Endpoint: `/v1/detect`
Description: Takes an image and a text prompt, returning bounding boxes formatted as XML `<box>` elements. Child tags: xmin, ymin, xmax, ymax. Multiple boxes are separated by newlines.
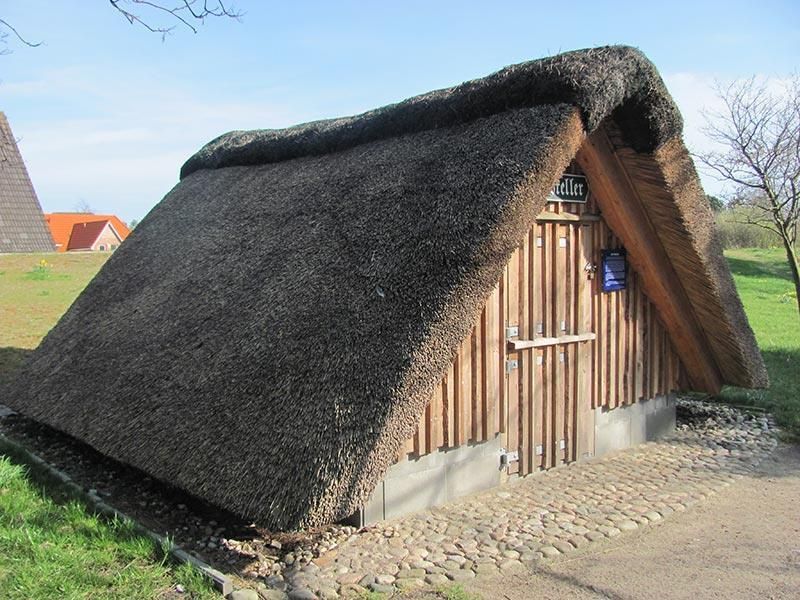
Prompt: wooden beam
<box><xmin>508</xmin><ymin>332</ymin><xmax>596</xmax><ymax>351</ymax></box>
<box><xmin>535</xmin><ymin>212</ymin><xmax>601</xmax><ymax>223</ymax></box>
<box><xmin>575</xmin><ymin>128</ymin><xmax>722</xmax><ymax>393</ymax></box>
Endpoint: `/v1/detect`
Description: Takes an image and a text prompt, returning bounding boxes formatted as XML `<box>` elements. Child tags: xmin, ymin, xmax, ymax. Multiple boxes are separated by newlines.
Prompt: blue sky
<box><xmin>2</xmin><ymin>1</ymin><xmax>799</xmax><ymax>223</ymax></box>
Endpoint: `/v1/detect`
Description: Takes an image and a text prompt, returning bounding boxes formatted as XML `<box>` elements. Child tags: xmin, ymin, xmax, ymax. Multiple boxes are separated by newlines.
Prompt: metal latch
<box><xmin>505</xmin><ymin>359</ymin><xmax>519</xmax><ymax>373</ymax></box>
<box><xmin>505</xmin><ymin>325</ymin><xmax>519</xmax><ymax>339</ymax></box>
<box><xmin>499</xmin><ymin>448</ymin><xmax>519</xmax><ymax>467</ymax></box>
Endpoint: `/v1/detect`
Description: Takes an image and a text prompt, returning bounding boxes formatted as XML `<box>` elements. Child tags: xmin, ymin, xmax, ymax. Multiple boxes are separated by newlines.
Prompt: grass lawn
<box><xmin>0</xmin><ymin>253</ymin><xmax>111</xmax><ymax>388</ymax></box>
<box><xmin>720</xmin><ymin>247</ymin><xmax>800</xmax><ymax>438</ymax></box>
<box><xmin>0</xmin><ymin>456</ymin><xmax>216</xmax><ymax>599</ymax></box>
<box><xmin>0</xmin><ymin>252</ymin><xmax>216</xmax><ymax>599</ymax></box>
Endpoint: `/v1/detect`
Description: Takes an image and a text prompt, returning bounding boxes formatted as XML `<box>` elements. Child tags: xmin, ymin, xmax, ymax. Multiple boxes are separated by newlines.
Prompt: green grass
<box><xmin>0</xmin><ymin>253</ymin><xmax>109</xmax><ymax>350</ymax></box>
<box><xmin>0</xmin><ymin>456</ymin><xmax>215</xmax><ymax>599</ymax></box>
<box><xmin>0</xmin><ymin>253</ymin><xmax>109</xmax><ymax>387</ymax></box>
<box><xmin>719</xmin><ymin>248</ymin><xmax>800</xmax><ymax>438</ymax></box>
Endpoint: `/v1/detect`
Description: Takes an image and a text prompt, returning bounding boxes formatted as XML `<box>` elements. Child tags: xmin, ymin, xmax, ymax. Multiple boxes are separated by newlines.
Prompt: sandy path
<box><xmin>464</xmin><ymin>444</ymin><xmax>800</xmax><ymax>600</ymax></box>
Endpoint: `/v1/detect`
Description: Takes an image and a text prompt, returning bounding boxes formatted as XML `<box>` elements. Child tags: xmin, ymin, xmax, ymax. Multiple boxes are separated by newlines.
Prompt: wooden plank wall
<box><xmin>402</xmin><ymin>285</ymin><xmax>504</xmax><ymax>458</ymax></box>
<box><xmin>401</xmin><ymin>162</ymin><xmax>684</xmax><ymax>464</ymax></box>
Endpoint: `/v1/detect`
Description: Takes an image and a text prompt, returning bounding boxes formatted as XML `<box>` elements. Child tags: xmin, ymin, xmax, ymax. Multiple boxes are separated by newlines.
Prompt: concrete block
<box><xmin>594</xmin><ymin>412</ymin><xmax>630</xmax><ymax>457</ymax></box>
<box><xmin>445</xmin><ymin>453</ymin><xmax>501</xmax><ymax>500</ymax></box>
<box><xmin>383</xmin><ymin>467</ymin><xmax>446</xmax><ymax>521</ymax></box>
<box><xmin>362</xmin><ymin>482</ymin><xmax>385</xmax><ymax>524</ymax></box>
<box><xmin>646</xmin><ymin>395</ymin><xmax>676</xmax><ymax>440</ymax></box>
<box><xmin>630</xmin><ymin>401</ymin><xmax>647</xmax><ymax>446</ymax></box>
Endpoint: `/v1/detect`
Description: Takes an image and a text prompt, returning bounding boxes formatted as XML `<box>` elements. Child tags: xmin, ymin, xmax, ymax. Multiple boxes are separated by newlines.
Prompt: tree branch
<box><xmin>108</xmin><ymin>0</ymin><xmax>242</xmax><ymax>37</ymax></box>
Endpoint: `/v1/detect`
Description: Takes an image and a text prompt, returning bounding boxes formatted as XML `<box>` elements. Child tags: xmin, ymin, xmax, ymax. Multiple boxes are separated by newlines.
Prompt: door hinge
<box><xmin>505</xmin><ymin>359</ymin><xmax>519</xmax><ymax>373</ymax></box>
<box><xmin>499</xmin><ymin>448</ymin><xmax>519</xmax><ymax>467</ymax></box>
<box><xmin>505</xmin><ymin>325</ymin><xmax>519</xmax><ymax>339</ymax></box>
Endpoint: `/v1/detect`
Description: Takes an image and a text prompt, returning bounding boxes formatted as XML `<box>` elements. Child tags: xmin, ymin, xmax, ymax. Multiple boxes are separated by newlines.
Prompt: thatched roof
<box><xmin>0</xmin><ymin>112</ymin><xmax>55</xmax><ymax>253</ymax></box>
<box><xmin>4</xmin><ymin>46</ymin><xmax>766</xmax><ymax>529</ymax></box>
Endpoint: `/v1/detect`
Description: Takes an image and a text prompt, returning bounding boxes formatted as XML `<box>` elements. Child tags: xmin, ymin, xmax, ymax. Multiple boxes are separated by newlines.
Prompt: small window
<box><xmin>98</xmin><ymin>244</ymin><xmax>106</xmax><ymax>251</ymax></box>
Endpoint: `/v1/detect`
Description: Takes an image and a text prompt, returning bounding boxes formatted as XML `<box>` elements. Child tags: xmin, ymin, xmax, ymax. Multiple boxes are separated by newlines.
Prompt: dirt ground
<box><xmin>459</xmin><ymin>443</ymin><xmax>800</xmax><ymax>600</ymax></box>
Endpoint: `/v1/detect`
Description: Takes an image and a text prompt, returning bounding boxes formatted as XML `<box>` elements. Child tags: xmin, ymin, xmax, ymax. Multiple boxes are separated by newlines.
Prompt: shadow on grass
<box><xmin>726</xmin><ymin>254</ymin><xmax>793</xmax><ymax>281</ymax></box>
<box><xmin>0</xmin><ymin>347</ymin><xmax>32</xmax><ymax>388</ymax></box>
<box><xmin>715</xmin><ymin>348</ymin><xmax>800</xmax><ymax>440</ymax></box>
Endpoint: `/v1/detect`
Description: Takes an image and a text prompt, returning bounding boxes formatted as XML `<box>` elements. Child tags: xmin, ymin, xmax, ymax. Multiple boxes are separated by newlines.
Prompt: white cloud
<box><xmin>7</xmin><ymin>67</ymin><xmax>310</xmax><ymax>222</ymax></box>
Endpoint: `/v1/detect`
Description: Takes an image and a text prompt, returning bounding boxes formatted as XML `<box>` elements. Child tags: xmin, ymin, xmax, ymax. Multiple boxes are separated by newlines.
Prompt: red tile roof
<box><xmin>66</xmin><ymin>220</ymin><xmax>109</xmax><ymax>251</ymax></box>
<box><xmin>45</xmin><ymin>213</ymin><xmax>131</xmax><ymax>252</ymax></box>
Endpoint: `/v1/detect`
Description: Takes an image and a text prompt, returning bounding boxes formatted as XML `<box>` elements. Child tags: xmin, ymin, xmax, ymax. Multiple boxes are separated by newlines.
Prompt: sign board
<box><xmin>602</xmin><ymin>249</ymin><xmax>627</xmax><ymax>292</ymax></box>
<box><xmin>547</xmin><ymin>174</ymin><xmax>589</xmax><ymax>203</ymax></box>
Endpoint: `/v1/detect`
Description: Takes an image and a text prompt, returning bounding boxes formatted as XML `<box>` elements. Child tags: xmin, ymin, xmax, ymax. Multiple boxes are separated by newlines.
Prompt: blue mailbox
<box><xmin>602</xmin><ymin>249</ymin><xmax>627</xmax><ymax>292</ymax></box>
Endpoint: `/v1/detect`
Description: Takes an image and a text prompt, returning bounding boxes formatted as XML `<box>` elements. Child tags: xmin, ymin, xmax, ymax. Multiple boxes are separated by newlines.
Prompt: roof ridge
<box><xmin>180</xmin><ymin>45</ymin><xmax>683</xmax><ymax>179</ymax></box>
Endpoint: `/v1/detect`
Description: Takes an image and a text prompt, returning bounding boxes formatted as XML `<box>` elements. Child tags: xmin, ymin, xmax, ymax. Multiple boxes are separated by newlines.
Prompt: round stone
<box><xmin>539</xmin><ymin>545</ymin><xmax>561</xmax><ymax>558</ymax></box>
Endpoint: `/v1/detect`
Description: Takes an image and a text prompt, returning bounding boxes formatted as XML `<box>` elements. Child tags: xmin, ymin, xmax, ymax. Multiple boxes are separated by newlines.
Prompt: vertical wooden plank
<box><xmin>535</xmin><ymin>223</ymin><xmax>547</xmax><ymax>468</ymax></box>
<box><xmin>527</xmin><ymin>228</ymin><xmax>537</xmax><ymax>474</ymax></box>
<box><xmin>597</xmin><ymin>221</ymin><xmax>610</xmax><ymax>406</ymax></box>
<box><xmin>460</xmin><ymin>329</ymin><xmax>473</xmax><ymax>444</ymax></box>
<box><xmin>533</xmin><ymin>224</ymin><xmax>544</xmax><ymax>340</ymax></box>
<box><xmin>591</xmin><ymin>219</ymin><xmax>600</xmax><ymax>409</ymax></box>
<box><xmin>541</xmin><ymin>224</ymin><xmax>552</xmax><ymax>468</ymax></box>
<box><xmin>649</xmin><ymin>306</ymin><xmax>659</xmax><ymax>399</ymax></box>
<box><xmin>453</xmin><ymin>351</ymin><xmax>463</xmax><ymax>447</ymax></box>
<box><xmin>424</xmin><ymin>399</ymin><xmax>433</xmax><ymax>455</ymax></box>
<box><xmin>554</xmin><ymin>224</ymin><xmax>566</xmax><ymax>466</ymax></box>
<box><xmin>472</xmin><ymin>319</ymin><xmax>482</xmax><ymax>442</ymax></box>
<box><xmin>506</xmin><ymin>247</ymin><xmax>520</xmax><ymax>474</ymax></box>
<box><xmin>543</xmin><ymin>347</ymin><xmax>553</xmax><ymax>468</ymax></box>
<box><xmin>431</xmin><ymin>380</ymin><xmax>443</xmax><ymax>450</ymax></box>
<box><xmin>614</xmin><ymin>235</ymin><xmax>624</xmax><ymax>409</ymax></box>
<box><xmin>555</xmin><ymin>225</ymin><xmax>567</xmax><ymax>339</ymax></box>
<box><xmin>634</xmin><ymin>274</ymin><xmax>644</xmax><ymax>402</ymax></box>
<box><xmin>519</xmin><ymin>232</ymin><xmax>531</xmax><ymax>475</ymax></box>
<box><xmin>553</xmin><ymin>345</ymin><xmax>565</xmax><ymax>467</ymax></box>
<box><xmin>672</xmin><ymin>345</ymin><xmax>680</xmax><ymax>392</ymax></box>
<box><xmin>541</xmin><ymin>223</ymin><xmax>550</xmax><ymax>342</ymax></box>
<box><xmin>564</xmin><ymin>224</ymin><xmax>575</xmax><ymax>462</ymax></box>
<box><xmin>577</xmin><ymin>221</ymin><xmax>594</xmax><ymax>460</ymax></box>
<box><xmin>659</xmin><ymin>322</ymin><xmax>667</xmax><ymax>395</ymax></box>
<box><xmin>622</xmin><ymin>274</ymin><xmax>632</xmax><ymax>406</ymax></box>
<box><xmin>485</xmin><ymin>285</ymin><xmax>499</xmax><ymax>438</ymax></box>
<box><xmin>498</xmin><ymin>270</ymin><xmax>506</xmax><ymax>435</ymax></box>
<box><xmin>563</xmin><ymin>344</ymin><xmax>573</xmax><ymax>464</ymax></box>
<box><xmin>604</xmin><ymin>260</ymin><xmax>613</xmax><ymax>407</ymax></box>
<box><xmin>533</xmin><ymin>346</ymin><xmax>544</xmax><ymax>470</ymax></box>
<box><xmin>479</xmin><ymin>306</ymin><xmax>488</xmax><ymax>441</ymax></box>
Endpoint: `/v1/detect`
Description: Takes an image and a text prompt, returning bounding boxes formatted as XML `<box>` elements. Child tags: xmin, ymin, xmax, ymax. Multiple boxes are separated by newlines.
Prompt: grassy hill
<box><xmin>718</xmin><ymin>248</ymin><xmax>799</xmax><ymax>438</ymax></box>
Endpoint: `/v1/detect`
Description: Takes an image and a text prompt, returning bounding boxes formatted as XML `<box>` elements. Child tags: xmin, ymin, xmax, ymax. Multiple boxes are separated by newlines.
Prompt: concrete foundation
<box><xmin>359</xmin><ymin>435</ymin><xmax>504</xmax><ymax>525</ymax></box>
<box><xmin>594</xmin><ymin>393</ymin><xmax>676</xmax><ymax>457</ymax></box>
<box><xmin>356</xmin><ymin>393</ymin><xmax>676</xmax><ymax>525</ymax></box>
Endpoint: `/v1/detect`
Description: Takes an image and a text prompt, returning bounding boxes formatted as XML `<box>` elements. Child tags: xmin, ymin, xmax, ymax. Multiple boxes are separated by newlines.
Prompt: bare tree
<box><xmin>74</xmin><ymin>199</ymin><xmax>95</xmax><ymax>214</ymax></box>
<box><xmin>698</xmin><ymin>76</ymin><xmax>800</xmax><ymax>317</ymax></box>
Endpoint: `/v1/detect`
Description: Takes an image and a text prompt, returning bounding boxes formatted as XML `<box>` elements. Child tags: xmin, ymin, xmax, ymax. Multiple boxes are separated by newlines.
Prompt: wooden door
<box><xmin>504</xmin><ymin>213</ymin><xmax>597</xmax><ymax>476</ymax></box>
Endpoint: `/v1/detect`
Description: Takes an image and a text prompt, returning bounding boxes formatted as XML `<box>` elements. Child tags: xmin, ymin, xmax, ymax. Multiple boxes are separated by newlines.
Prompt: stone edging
<box><xmin>0</xmin><ymin>433</ymin><xmax>234</xmax><ymax>597</ymax></box>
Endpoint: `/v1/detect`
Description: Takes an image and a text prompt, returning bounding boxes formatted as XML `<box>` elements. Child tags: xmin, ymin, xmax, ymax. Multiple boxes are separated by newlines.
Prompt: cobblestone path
<box><xmin>247</xmin><ymin>400</ymin><xmax>778</xmax><ymax>600</ymax></box>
